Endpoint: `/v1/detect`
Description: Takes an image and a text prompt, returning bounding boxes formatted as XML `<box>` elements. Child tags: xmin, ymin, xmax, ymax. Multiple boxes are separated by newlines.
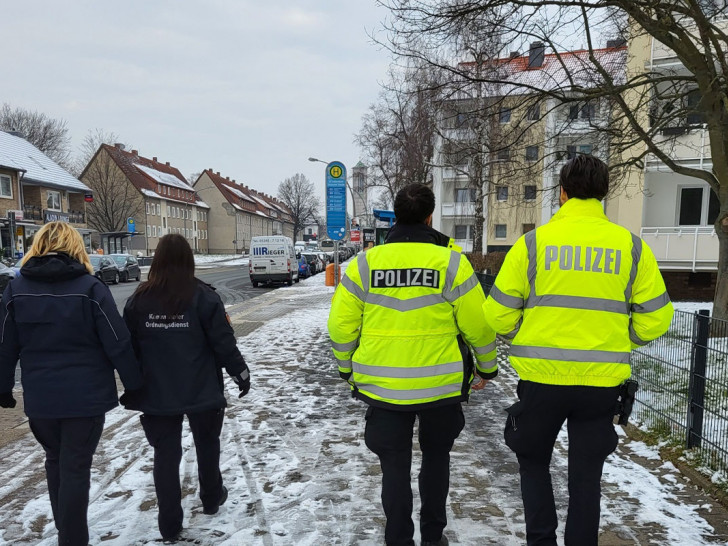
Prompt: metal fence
<box><xmin>631</xmin><ymin>309</ymin><xmax>728</xmax><ymax>474</ymax></box>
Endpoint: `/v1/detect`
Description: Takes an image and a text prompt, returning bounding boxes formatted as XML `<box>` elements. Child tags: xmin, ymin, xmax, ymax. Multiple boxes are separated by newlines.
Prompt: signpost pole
<box><xmin>334</xmin><ymin>241</ymin><xmax>339</xmax><ymax>287</ymax></box>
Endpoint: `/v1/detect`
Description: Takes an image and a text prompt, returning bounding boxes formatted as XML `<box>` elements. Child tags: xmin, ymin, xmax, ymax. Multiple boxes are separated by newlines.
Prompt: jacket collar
<box><xmin>384</xmin><ymin>222</ymin><xmax>451</xmax><ymax>247</ymax></box>
<box><xmin>551</xmin><ymin>198</ymin><xmax>607</xmax><ymax>222</ymax></box>
<box><xmin>20</xmin><ymin>253</ymin><xmax>89</xmax><ymax>282</ymax></box>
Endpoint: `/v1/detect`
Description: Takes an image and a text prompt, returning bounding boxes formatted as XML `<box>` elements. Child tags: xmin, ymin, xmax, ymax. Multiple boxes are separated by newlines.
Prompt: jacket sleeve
<box><xmin>0</xmin><ymin>283</ymin><xmax>19</xmax><ymax>394</ymax></box>
<box><xmin>122</xmin><ymin>297</ymin><xmax>142</xmax><ymax>361</ymax></box>
<box><xmin>327</xmin><ymin>255</ymin><xmax>365</xmax><ymax>379</ymax></box>
<box><xmin>483</xmin><ymin>236</ymin><xmax>529</xmax><ymax>338</ymax></box>
<box><xmin>91</xmin><ymin>281</ymin><xmax>143</xmax><ymax>390</ymax></box>
<box><xmin>629</xmin><ymin>240</ymin><xmax>674</xmax><ymax>347</ymax></box>
<box><xmin>199</xmin><ymin>287</ymin><xmax>248</xmax><ymax>377</ymax></box>
<box><xmin>447</xmin><ymin>253</ymin><xmax>497</xmax><ymax>379</ymax></box>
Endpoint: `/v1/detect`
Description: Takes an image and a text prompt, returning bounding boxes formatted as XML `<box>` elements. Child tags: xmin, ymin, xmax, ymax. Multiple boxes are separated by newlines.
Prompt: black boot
<box><xmin>422</xmin><ymin>536</ymin><xmax>449</xmax><ymax>546</ymax></box>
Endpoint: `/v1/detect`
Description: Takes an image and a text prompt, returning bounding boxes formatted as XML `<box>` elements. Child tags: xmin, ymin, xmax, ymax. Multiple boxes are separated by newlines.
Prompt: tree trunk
<box><xmin>473</xmin><ymin>183</ymin><xmax>484</xmax><ymax>254</ymax></box>
<box><xmin>713</xmin><ymin>215</ymin><xmax>728</xmax><ymax>321</ymax></box>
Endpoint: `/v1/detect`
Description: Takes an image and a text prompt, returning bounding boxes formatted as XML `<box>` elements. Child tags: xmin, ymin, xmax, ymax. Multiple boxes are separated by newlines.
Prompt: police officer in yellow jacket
<box><xmin>483</xmin><ymin>155</ymin><xmax>673</xmax><ymax>546</ymax></box>
<box><xmin>328</xmin><ymin>184</ymin><xmax>497</xmax><ymax>546</ymax></box>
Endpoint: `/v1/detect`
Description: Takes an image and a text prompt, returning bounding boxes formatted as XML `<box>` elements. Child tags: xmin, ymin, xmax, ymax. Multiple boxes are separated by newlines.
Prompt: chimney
<box><xmin>153</xmin><ymin>156</ymin><xmax>157</xmax><ymax>162</ymax></box>
<box><xmin>217</xmin><ymin>171</ymin><xmax>221</xmax><ymax>176</ymax></box>
<box><xmin>165</xmin><ymin>162</ymin><xmax>170</xmax><ymax>166</ymax></box>
<box><xmin>606</xmin><ymin>38</ymin><xmax>627</xmax><ymax>48</ymax></box>
<box><xmin>528</xmin><ymin>42</ymin><xmax>545</xmax><ymax>68</ymax></box>
<box><xmin>131</xmin><ymin>149</ymin><xmax>138</xmax><ymax>156</ymax></box>
<box><xmin>226</xmin><ymin>176</ymin><xmax>230</xmax><ymax>181</ymax></box>
<box><xmin>509</xmin><ymin>51</ymin><xmax>519</xmax><ymax>59</ymax></box>
<box><xmin>114</xmin><ymin>143</ymin><xmax>125</xmax><ymax>150</ymax></box>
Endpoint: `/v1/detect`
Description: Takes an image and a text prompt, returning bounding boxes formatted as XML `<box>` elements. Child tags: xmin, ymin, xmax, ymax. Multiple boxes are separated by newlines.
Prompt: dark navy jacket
<box><xmin>0</xmin><ymin>253</ymin><xmax>143</xmax><ymax>419</ymax></box>
<box><xmin>123</xmin><ymin>280</ymin><xmax>248</xmax><ymax>415</ymax></box>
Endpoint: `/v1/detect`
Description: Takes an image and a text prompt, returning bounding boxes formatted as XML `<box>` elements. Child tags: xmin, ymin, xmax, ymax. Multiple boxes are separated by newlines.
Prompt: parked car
<box><xmin>109</xmin><ymin>254</ymin><xmax>141</xmax><ymax>282</ymax></box>
<box><xmin>249</xmin><ymin>235</ymin><xmax>299</xmax><ymax>287</ymax></box>
<box><xmin>301</xmin><ymin>252</ymin><xmax>323</xmax><ymax>275</ymax></box>
<box><xmin>298</xmin><ymin>256</ymin><xmax>311</xmax><ymax>279</ymax></box>
<box><xmin>88</xmin><ymin>254</ymin><xmax>120</xmax><ymax>284</ymax></box>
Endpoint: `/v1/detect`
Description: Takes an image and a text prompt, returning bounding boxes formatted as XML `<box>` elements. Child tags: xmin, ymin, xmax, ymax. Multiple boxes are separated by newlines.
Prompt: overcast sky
<box><xmin>3</xmin><ymin>0</ymin><xmax>392</xmax><ymax>202</ymax></box>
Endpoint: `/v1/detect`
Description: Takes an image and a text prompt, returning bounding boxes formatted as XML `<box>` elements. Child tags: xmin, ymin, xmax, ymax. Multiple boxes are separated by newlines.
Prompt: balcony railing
<box><xmin>442</xmin><ymin>166</ymin><xmax>469</xmax><ymax>180</ymax></box>
<box><xmin>23</xmin><ymin>205</ymin><xmax>42</xmax><ymax>221</ymax></box>
<box><xmin>640</xmin><ymin>226</ymin><xmax>718</xmax><ymax>271</ymax></box>
<box><xmin>441</xmin><ymin>202</ymin><xmax>476</xmax><ymax>218</ymax></box>
<box><xmin>69</xmin><ymin>210</ymin><xmax>86</xmax><ymax>223</ymax></box>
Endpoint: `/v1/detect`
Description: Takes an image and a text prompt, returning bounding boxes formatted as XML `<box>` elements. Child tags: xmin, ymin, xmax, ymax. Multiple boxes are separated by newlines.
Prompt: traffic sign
<box><xmin>325</xmin><ymin>161</ymin><xmax>347</xmax><ymax>241</ymax></box>
<box><xmin>127</xmin><ymin>217</ymin><xmax>136</xmax><ymax>233</ymax></box>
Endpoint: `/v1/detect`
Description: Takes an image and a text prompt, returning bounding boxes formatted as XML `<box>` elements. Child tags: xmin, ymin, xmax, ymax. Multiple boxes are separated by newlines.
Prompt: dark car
<box><xmin>109</xmin><ymin>254</ymin><xmax>141</xmax><ymax>282</ymax></box>
<box><xmin>88</xmin><ymin>254</ymin><xmax>120</xmax><ymax>284</ymax></box>
<box><xmin>298</xmin><ymin>256</ymin><xmax>311</xmax><ymax>279</ymax></box>
<box><xmin>301</xmin><ymin>253</ymin><xmax>321</xmax><ymax>275</ymax></box>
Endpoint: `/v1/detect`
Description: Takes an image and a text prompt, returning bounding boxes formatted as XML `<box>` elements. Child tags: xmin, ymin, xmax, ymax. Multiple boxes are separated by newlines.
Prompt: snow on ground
<box><xmin>673</xmin><ymin>301</ymin><xmax>714</xmax><ymax>314</ymax></box>
<box><xmin>193</xmin><ymin>254</ymin><xmax>249</xmax><ymax>268</ymax></box>
<box><xmin>0</xmin><ymin>268</ymin><xmax>724</xmax><ymax>545</ymax></box>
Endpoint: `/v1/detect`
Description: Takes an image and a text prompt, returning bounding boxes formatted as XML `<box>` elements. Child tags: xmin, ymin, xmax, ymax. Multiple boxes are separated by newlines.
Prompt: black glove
<box><xmin>0</xmin><ymin>392</ymin><xmax>17</xmax><ymax>408</ymax></box>
<box><xmin>339</xmin><ymin>370</ymin><xmax>352</xmax><ymax>381</ymax></box>
<box><xmin>231</xmin><ymin>370</ymin><xmax>250</xmax><ymax>398</ymax></box>
<box><xmin>119</xmin><ymin>388</ymin><xmax>144</xmax><ymax>409</ymax></box>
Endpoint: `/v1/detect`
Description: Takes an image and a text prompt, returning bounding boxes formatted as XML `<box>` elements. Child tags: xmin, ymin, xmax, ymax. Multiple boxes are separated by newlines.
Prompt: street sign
<box><xmin>127</xmin><ymin>217</ymin><xmax>136</xmax><ymax>233</ymax></box>
<box><xmin>350</xmin><ymin>229</ymin><xmax>360</xmax><ymax>243</ymax></box>
<box><xmin>325</xmin><ymin>161</ymin><xmax>347</xmax><ymax>241</ymax></box>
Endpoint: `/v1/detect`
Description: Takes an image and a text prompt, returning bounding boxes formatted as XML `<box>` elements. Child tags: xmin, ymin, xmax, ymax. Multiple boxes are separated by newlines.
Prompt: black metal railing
<box><xmin>631</xmin><ymin>309</ymin><xmax>728</xmax><ymax>474</ymax></box>
<box><xmin>69</xmin><ymin>210</ymin><xmax>85</xmax><ymax>223</ymax></box>
<box><xmin>22</xmin><ymin>205</ymin><xmax>42</xmax><ymax>221</ymax></box>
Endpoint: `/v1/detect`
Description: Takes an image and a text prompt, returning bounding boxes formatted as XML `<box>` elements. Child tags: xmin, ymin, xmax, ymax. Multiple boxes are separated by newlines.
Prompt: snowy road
<box><xmin>0</xmin><ymin>273</ymin><xmax>727</xmax><ymax>545</ymax></box>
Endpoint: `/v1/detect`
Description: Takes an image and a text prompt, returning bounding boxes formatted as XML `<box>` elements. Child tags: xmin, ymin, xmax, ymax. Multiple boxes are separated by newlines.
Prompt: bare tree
<box><xmin>380</xmin><ymin>0</ymin><xmax>728</xmax><ymax>316</ymax></box>
<box><xmin>71</xmin><ymin>128</ymin><xmax>127</xmax><ymax>177</ymax></box>
<box><xmin>79</xmin><ymin>147</ymin><xmax>144</xmax><ymax>234</ymax></box>
<box><xmin>277</xmin><ymin>173</ymin><xmax>321</xmax><ymax>242</ymax></box>
<box><xmin>0</xmin><ymin>103</ymin><xmax>72</xmax><ymax>169</ymax></box>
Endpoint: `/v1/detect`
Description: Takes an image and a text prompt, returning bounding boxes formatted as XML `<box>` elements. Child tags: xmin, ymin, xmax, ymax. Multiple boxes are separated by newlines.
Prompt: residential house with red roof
<box><xmin>193</xmin><ymin>169</ymin><xmax>294</xmax><ymax>254</ymax></box>
<box><xmin>80</xmin><ymin>144</ymin><xmax>209</xmax><ymax>254</ymax></box>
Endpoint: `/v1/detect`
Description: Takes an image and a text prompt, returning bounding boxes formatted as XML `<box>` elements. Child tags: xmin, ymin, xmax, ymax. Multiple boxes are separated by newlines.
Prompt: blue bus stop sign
<box><xmin>325</xmin><ymin>161</ymin><xmax>347</xmax><ymax>241</ymax></box>
<box><xmin>127</xmin><ymin>217</ymin><xmax>136</xmax><ymax>234</ymax></box>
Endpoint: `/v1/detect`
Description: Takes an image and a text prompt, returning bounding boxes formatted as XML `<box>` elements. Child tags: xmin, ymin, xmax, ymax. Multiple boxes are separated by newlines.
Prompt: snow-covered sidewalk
<box><xmin>0</xmin><ymin>270</ymin><xmax>727</xmax><ymax>544</ymax></box>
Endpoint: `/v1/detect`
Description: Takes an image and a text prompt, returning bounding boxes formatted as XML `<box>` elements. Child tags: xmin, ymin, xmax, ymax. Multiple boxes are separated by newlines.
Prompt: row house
<box><xmin>431</xmin><ymin>42</ymin><xmax>626</xmax><ymax>253</ymax></box>
<box><xmin>81</xmin><ymin>144</ymin><xmax>209</xmax><ymax>254</ymax></box>
<box><xmin>0</xmin><ymin>130</ymin><xmax>92</xmax><ymax>256</ymax></box>
<box><xmin>607</xmin><ymin>19</ymin><xmax>728</xmax><ymax>299</ymax></box>
<box><xmin>194</xmin><ymin>170</ymin><xmax>294</xmax><ymax>254</ymax></box>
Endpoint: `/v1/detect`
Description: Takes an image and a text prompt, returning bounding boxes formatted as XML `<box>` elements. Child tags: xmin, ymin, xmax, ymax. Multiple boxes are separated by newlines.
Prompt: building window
<box><xmin>455</xmin><ymin>188</ymin><xmax>476</xmax><ymax>202</ymax></box>
<box><xmin>566</xmin><ymin>144</ymin><xmax>593</xmax><ymax>160</ymax></box>
<box><xmin>499</xmin><ymin>108</ymin><xmax>512</xmax><ymax>123</ymax></box>
<box><xmin>526</xmin><ymin>104</ymin><xmax>540</xmax><ymax>121</ymax></box>
<box><xmin>497</xmin><ymin>148</ymin><xmax>510</xmax><ymax>161</ymax></box>
<box><xmin>167</xmin><ymin>205</ymin><xmax>171</xmax><ymax>216</ymax></box>
<box><xmin>454</xmin><ymin>225</ymin><xmax>472</xmax><ymax>240</ymax></box>
<box><xmin>146</xmin><ymin>203</ymin><xmax>150</xmax><ymax>215</ymax></box>
<box><xmin>526</xmin><ymin>146</ymin><xmax>539</xmax><ymax>161</ymax></box>
<box><xmin>163</xmin><ymin>217</ymin><xmax>167</xmax><ymax>228</ymax></box>
<box><xmin>495</xmin><ymin>224</ymin><xmax>507</xmax><ymax>239</ymax></box>
<box><xmin>0</xmin><ymin>175</ymin><xmax>12</xmax><ymax>199</ymax></box>
<box><xmin>524</xmin><ymin>185</ymin><xmax>537</xmax><ymax>201</ymax></box>
<box><xmin>678</xmin><ymin>186</ymin><xmax>719</xmax><ymax>226</ymax></box>
<box><xmin>47</xmin><ymin>190</ymin><xmax>61</xmax><ymax>210</ymax></box>
<box><xmin>496</xmin><ymin>186</ymin><xmax>509</xmax><ymax>202</ymax></box>
<box><xmin>686</xmin><ymin>89</ymin><xmax>705</xmax><ymax>126</ymax></box>
<box><xmin>156</xmin><ymin>204</ymin><xmax>160</xmax><ymax>215</ymax></box>
<box><xmin>523</xmin><ymin>223</ymin><xmax>536</xmax><ymax>234</ymax></box>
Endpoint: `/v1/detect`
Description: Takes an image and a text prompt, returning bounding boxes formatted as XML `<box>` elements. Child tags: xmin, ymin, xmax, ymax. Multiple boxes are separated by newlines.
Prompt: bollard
<box><xmin>325</xmin><ymin>262</ymin><xmax>340</xmax><ymax>286</ymax></box>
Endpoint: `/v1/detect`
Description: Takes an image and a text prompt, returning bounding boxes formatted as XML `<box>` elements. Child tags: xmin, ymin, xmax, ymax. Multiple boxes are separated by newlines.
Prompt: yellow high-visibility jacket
<box><xmin>328</xmin><ymin>226</ymin><xmax>497</xmax><ymax>410</ymax></box>
<box><xmin>483</xmin><ymin>198</ymin><xmax>673</xmax><ymax>387</ymax></box>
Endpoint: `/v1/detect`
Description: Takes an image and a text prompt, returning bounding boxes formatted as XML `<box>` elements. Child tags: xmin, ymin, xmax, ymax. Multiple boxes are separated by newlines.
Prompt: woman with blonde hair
<box><xmin>0</xmin><ymin>221</ymin><xmax>142</xmax><ymax>546</ymax></box>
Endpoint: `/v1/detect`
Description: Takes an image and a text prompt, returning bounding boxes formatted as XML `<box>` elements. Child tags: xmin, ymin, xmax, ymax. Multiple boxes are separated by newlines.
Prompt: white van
<box><xmin>249</xmin><ymin>236</ymin><xmax>299</xmax><ymax>287</ymax></box>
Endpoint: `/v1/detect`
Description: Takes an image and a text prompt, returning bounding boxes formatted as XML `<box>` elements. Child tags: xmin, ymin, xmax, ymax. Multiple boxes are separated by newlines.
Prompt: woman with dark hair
<box><xmin>122</xmin><ymin>234</ymin><xmax>250</xmax><ymax>542</ymax></box>
<box><xmin>0</xmin><ymin>221</ymin><xmax>142</xmax><ymax>546</ymax></box>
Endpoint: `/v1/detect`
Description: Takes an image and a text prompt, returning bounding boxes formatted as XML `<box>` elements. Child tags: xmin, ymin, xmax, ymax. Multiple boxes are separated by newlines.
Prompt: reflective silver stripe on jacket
<box><xmin>525</xmin><ymin>230</ymin><xmax>537</xmax><ymax>299</ymax></box>
<box><xmin>353</xmin><ymin>360</ymin><xmax>463</xmax><ymax>378</ymax></box>
<box><xmin>356</xmin><ymin>382</ymin><xmax>462</xmax><ymax>401</ymax></box>
<box><xmin>443</xmin><ymin>251</ymin><xmax>461</xmax><ymax>293</ymax></box>
<box><xmin>509</xmin><ymin>345</ymin><xmax>631</xmax><ymax>364</ymax></box>
<box><xmin>366</xmin><ymin>293</ymin><xmax>447</xmax><ymax>312</ymax></box>
<box><xmin>476</xmin><ymin>358</ymin><xmax>497</xmax><ymax>370</ymax></box>
<box><xmin>631</xmin><ymin>292</ymin><xmax>670</xmax><ymax>313</ymax></box>
<box><xmin>341</xmin><ymin>276</ymin><xmax>366</xmax><ymax>300</ymax></box>
<box><xmin>444</xmin><ymin>274</ymin><xmax>479</xmax><ymax>302</ymax></box>
<box><xmin>629</xmin><ymin>324</ymin><xmax>650</xmax><ymax>347</ymax></box>
<box><xmin>489</xmin><ymin>285</ymin><xmax>524</xmax><ymax>309</ymax></box>
<box><xmin>331</xmin><ymin>339</ymin><xmax>358</xmax><ymax>352</ymax></box>
<box><xmin>335</xmin><ymin>357</ymin><xmax>352</xmax><ymax>369</ymax></box>
<box><xmin>358</xmin><ymin>254</ymin><xmax>370</xmax><ymax>293</ymax></box>
<box><xmin>526</xmin><ymin>294</ymin><xmax>629</xmax><ymax>314</ymax></box>
<box><xmin>625</xmin><ymin>233</ymin><xmax>642</xmax><ymax>303</ymax></box>
<box><xmin>473</xmin><ymin>341</ymin><xmax>496</xmax><ymax>355</ymax></box>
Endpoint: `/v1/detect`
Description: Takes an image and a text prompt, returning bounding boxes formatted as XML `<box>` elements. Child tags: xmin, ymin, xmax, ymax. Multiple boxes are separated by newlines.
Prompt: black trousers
<box><xmin>364</xmin><ymin>403</ymin><xmax>465</xmax><ymax>546</ymax></box>
<box><xmin>29</xmin><ymin>415</ymin><xmax>105</xmax><ymax>546</ymax></box>
<box><xmin>504</xmin><ymin>380</ymin><xmax>620</xmax><ymax>546</ymax></box>
<box><xmin>140</xmin><ymin>408</ymin><xmax>225</xmax><ymax>539</ymax></box>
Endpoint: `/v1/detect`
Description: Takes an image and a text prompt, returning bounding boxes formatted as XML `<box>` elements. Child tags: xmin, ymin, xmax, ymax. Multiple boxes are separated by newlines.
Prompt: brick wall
<box><xmin>662</xmin><ymin>271</ymin><xmax>716</xmax><ymax>301</ymax></box>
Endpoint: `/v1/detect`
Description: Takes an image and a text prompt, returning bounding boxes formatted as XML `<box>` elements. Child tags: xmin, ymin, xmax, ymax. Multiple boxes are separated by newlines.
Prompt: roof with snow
<box><xmin>95</xmin><ymin>144</ymin><xmax>197</xmax><ymax>205</ymax></box>
<box><xmin>0</xmin><ymin>131</ymin><xmax>91</xmax><ymax>192</ymax></box>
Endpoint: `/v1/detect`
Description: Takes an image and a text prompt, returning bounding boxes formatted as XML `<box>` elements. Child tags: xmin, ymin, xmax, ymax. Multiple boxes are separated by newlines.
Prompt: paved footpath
<box><xmin>0</xmin><ymin>270</ymin><xmax>727</xmax><ymax>545</ymax></box>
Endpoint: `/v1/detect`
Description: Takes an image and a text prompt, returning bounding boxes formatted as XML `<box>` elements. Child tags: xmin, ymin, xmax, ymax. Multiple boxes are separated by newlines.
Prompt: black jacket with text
<box><xmin>0</xmin><ymin>253</ymin><xmax>142</xmax><ymax>419</ymax></box>
<box><xmin>123</xmin><ymin>280</ymin><xmax>248</xmax><ymax>415</ymax></box>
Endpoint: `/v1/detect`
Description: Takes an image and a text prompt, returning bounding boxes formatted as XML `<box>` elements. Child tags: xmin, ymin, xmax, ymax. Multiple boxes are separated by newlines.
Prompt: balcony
<box><xmin>442</xmin><ymin>166</ymin><xmax>469</xmax><ymax>181</ymax></box>
<box><xmin>454</xmin><ymin>239</ymin><xmax>473</xmax><ymax>252</ymax></box>
<box><xmin>23</xmin><ymin>205</ymin><xmax>42</xmax><ymax>221</ymax></box>
<box><xmin>441</xmin><ymin>202</ymin><xmax>475</xmax><ymax>218</ymax></box>
<box><xmin>69</xmin><ymin>210</ymin><xmax>86</xmax><ymax>224</ymax></box>
<box><xmin>640</xmin><ymin>226</ymin><xmax>718</xmax><ymax>271</ymax></box>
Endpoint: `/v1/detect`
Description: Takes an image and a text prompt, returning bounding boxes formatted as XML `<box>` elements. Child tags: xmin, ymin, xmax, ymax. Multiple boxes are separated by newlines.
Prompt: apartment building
<box><xmin>81</xmin><ymin>144</ymin><xmax>209</xmax><ymax>254</ymax></box>
<box><xmin>0</xmin><ymin>130</ymin><xmax>93</xmax><ymax>255</ymax></box>
<box><xmin>431</xmin><ymin>42</ymin><xmax>626</xmax><ymax>253</ymax></box>
<box><xmin>194</xmin><ymin>170</ymin><xmax>294</xmax><ymax>254</ymax></box>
